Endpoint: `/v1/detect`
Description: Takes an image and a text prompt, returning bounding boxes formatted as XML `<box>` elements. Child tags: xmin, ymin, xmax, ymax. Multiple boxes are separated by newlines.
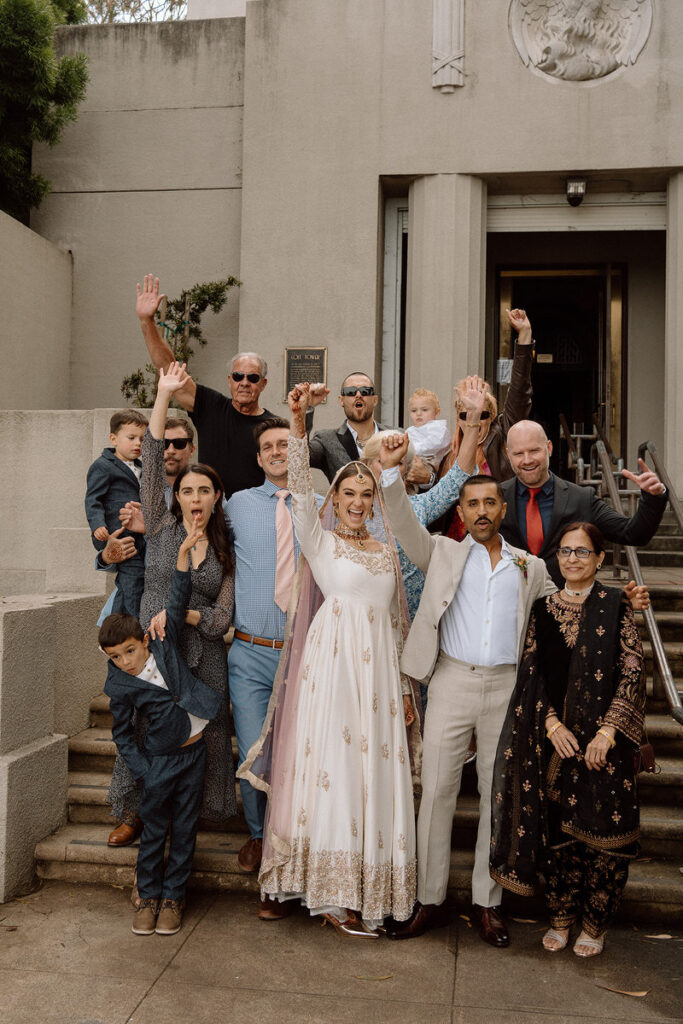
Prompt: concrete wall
<box><xmin>237</xmin><ymin>0</ymin><xmax>683</xmax><ymax>431</ymax></box>
<box><xmin>31</xmin><ymin>19</ymin><xmax>245</xmax><ymax>410</ymax></box>
<box><xmin>0</xmin><ymin>212</ymin><xmax>72</xmax><ymax>410</ymax></box>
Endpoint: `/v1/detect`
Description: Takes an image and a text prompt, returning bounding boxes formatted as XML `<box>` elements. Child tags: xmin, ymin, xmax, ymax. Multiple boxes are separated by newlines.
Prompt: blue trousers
<box><xmin>136</xmin><ymin>738</ymin><xmax>206</xmax><ymax>901</ymax></box>
<box><xmin>111</xmin><ymin>560</ymin><xmax>145</xmax><ymax>619</ymax></box>
<box><xmin>228</xmin><ymin>638</ymin><xmax>280</xmax><ymax>839</ymax></box>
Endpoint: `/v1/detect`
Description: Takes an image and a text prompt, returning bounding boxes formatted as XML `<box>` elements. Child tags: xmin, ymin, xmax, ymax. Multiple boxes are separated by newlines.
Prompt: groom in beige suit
<box><xmin>379</xmin><ymin>435</ymin><xmax>555</xmax><ymax>948</ymax></box>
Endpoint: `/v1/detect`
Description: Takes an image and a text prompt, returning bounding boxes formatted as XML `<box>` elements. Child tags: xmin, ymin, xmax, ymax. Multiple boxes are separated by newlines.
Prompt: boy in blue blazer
<box><xmin>100</xmin><ymin>524</ymin><xmax>221</xmax><ymax>936</ymax></box>
<box><xmin>85</xmin><ymin>409</ymin><xmax>148</xmax><ymax>616</ymax></box>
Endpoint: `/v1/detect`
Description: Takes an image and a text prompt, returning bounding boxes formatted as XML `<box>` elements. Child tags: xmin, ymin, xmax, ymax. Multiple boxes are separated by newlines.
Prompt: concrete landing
<box><xmin>0</xmin><ymin>882</ymin><xmax>681</xmax><ymax>1024</ymax></box>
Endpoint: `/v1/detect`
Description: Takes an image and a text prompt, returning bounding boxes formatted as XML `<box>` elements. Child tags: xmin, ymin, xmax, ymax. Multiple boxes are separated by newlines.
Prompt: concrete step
<box><xmin>69</xmin><ymin>727</ymin><xmax>240</xmax><ymax>772</ymax></box>
<box><xmin>637</xmin><ymin>611</ymin><xmax>683</xmax><ymax>642</ymax></box>
<box><xmin>89</xmin><ymin>692</ymin><xmax>112</xmax><ymax>729</ymax></box>
<box><xmin>645</xmin><ymin>711</ymin><xmax>683</xmax><ymax>743</ymax></box>
<box><xmin>647</xmin><ymin>585</ymin><xmax>683</xmax><ymax>613</ymax></box>
<box><xmin>644</xmin><ymin>641</ymin><xmax>683</xmax><ymax>680</ymax></box>
<box><xmin>34</xmin><ymin>822</ymin><xmax>683</xmax><ymax>925</ymax></box>
<box><xmin>66</xmin><ymin>770</ymin><xmax>249</xmax><ymax>832</ymax></box>
<box><xmin>640</xmin><ymin>535</ymin><xmax>683</xmax><ymax>552</ymax></box>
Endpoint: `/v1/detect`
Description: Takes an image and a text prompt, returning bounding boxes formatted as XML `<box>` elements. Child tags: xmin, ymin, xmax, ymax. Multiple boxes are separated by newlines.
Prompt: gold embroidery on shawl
<box><xmin>332</xmin><ymin>534</ymin><xmax>394</xmax><ymax>576</ymax></box>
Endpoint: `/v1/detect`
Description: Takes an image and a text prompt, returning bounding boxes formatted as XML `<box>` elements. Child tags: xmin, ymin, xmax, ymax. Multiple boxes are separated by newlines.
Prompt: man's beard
<box><xmin>346</xmin><ymin>406</ymin><xmax>373</xmax><ymax>424</ymax></box>
<box><xmin>164</xmin><ymin>458</ymin><xmax>181</xmax><ymax>478</ymax></box>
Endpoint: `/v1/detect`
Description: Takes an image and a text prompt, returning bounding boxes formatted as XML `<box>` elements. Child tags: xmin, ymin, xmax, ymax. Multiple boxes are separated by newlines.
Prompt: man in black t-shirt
<box><xmin>136</xmin><ymin>274</ymin><xmax>278</xmax><ymax>498</ymax></box>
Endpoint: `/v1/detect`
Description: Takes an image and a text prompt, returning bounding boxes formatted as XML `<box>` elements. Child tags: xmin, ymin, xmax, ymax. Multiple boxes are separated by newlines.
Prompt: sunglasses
<box><xmin>557</xmin><ymin>546</ymin><xmax>595</xmax><ymax>560</ymax></box>
<box><xmin>164</xmin><ymin>438</ymin><xmax>191</xmax><ymax>450</ymax></box>
<box><xmin>458</xmin><ymin>411</ymin><xmax>491</xmax><ymax>421</ymax></box>
<box><xmin>231</xmin><ymin>372</ymin><xmax>262</xmax><ymax>384</ymax></box>
<box><xmin>341</xmin><ymin>386</ymin><xmax>375</xmax><ymax>397</ymax></box>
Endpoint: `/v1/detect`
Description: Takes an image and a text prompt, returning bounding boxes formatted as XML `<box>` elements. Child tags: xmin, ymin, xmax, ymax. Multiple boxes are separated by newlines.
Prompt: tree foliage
<box><xmin>121</xmin><ymin>278</ymin><xmax>240</xmax><ymax>407</ymax></box>
<box><xmin>0</xmin><ymin>0</ymin><xmax>88</xmax><ymax>221</ymax></box>
<box><xmin>86</xmin><ymin>0</ymin><xmax>185</xmax><ymax>23</ymax></box>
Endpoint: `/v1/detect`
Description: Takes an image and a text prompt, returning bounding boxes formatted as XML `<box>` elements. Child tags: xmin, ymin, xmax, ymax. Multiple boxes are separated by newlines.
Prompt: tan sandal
<box><xmin>542</xmin><ymin>927</ymin><xmax>569</xmax><ymax>951</ymax></box>
<box><xmin>573</xmin><ymin>931</ymin><xmax>605</xmax><ymax>957</ymax></box>
<box><xmin>322</xmin><ymin>910</ymin><xmax>379</xmax><ymax>939</ymax></box>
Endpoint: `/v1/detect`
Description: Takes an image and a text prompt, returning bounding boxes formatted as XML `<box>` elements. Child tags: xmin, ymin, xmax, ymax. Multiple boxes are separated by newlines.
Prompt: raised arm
<box><xmin>288</xmin><ymin>383</ymin><xmax>328</xmax><ymax>561</ymax></box>
<box><xmin>136</xmin><ymin>274</ymin><xmax>197</xmax><ymax>411</ymax></box>
<box><xmin>379</xmin><ymin>434</ymin><xmax>435</xmax><ymax>574</ymax></box>
<box><xmin>498</xmin><ymin>308</ymin><xmax>533</xmax><ymax>436</ymax></box>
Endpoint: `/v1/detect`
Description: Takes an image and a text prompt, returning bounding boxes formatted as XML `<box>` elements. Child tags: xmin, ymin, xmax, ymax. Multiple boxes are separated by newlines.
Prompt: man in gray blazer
<box><xmin>379</xmin><ymin>433</ymin><xmax>555</xmax><ymax>948</ymax></box>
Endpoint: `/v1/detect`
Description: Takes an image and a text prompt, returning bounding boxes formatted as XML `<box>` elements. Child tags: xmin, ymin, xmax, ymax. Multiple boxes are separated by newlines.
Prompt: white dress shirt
<box><xmin>346</xmin><ymin>419</ymin><xmax>379</xmax><ymax>455</ymax></box>
<box><xmin>440</xmin><ymin>534</ymin><xmax>520</xmax><ymax>667</ymax></box>
<box><xmin>137</xmin><ymin>653</ymin><xmax>207</xmax><ymax>739</ymax></box>
<box><xmin>122</xmin><ymin>457</ymin><xmax>142</xmax><ymax>482</ymax></box>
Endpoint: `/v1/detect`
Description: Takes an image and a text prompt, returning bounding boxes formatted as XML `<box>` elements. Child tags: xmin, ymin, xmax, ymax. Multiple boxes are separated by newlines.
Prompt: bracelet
<box><xmin>597</xmin><ymin>728</ymin><xmax>616</xmax><ymax>748</ymax></box>
<box><xmin>463</xmin><ymin>421</ymin><xmax>481</xmax><ymax>429</ymax></box>
<box><xmin>547</xmin><ymin>722</ymin><xmax>562</xmax><ymax>738</ymax></box>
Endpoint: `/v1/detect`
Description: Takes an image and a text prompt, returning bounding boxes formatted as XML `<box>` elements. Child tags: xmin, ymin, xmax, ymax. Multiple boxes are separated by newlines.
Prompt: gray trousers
<box><xmin>417</xmin><ymin>653</ymin><xmax>516</xmax><ymax>908</ymax></box>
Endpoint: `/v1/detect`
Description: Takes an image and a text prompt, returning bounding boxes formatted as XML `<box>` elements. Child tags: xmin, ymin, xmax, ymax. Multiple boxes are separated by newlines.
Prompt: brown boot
<box><xmin>131</xmin><ymin>898</ymin><xmax>158</xmax><ymax>935</ymax></box>
<box><xmin>155</xmin><ymin>898</ymin><xmax>184</xmax><ymax>935</ymax></box>
<box><xmin>258</xmin><ymin>896</ymin><xmax>294</xmax><ymax>921</ymax></box>
<box><xmin>108</xmin><ymin>817</ymin><xmax>143</xmax><ymax>847</ymax></box>
<box><xmin>237</xmin><ymin>836</ymin><xmax>263</xmax><ymax>872</ymax></box>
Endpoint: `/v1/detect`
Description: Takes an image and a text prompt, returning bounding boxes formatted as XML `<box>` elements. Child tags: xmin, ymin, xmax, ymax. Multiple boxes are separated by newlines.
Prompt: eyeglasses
<box><xmin>458</xmin><ymin>411</ymin><xmax>491</xmax><ymax>421</ymax></box>
<box><xmin>341</xmin><ymin>386</ymin><xmax>375</xmax><ymax>397</ymax></box>
<box><xmin>231</xmin><ymin>372</ymin><xmax>262</xmax><ymax>384</ymax></box>
<box><xmin>164</xmin><ymin>437</ymin><xmax>191</xmax><ymax>450</ymax></box>
<box><xmin>557</xmin><ymin>546</ymin><xmax>595</xmax><ymax>559</ymax></box>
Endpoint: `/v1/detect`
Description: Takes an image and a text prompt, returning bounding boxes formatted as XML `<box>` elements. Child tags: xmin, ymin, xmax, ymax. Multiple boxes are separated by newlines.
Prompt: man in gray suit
<box><xmin>379</xmin><ymin>429</ymin><xmax>555</xmax><ymax>948</ymax></box>
<box><xmin>308</xmin><ymin>371</ymin><xmax>434</xmax><ymax>486</ymax></box>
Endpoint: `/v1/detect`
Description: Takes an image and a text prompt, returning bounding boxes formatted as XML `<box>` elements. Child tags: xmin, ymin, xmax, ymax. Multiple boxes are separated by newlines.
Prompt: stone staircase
<box><xmin>35</xmin><ymin>578</ymin><xmax>683</xmax><ymax>922</ymax></box>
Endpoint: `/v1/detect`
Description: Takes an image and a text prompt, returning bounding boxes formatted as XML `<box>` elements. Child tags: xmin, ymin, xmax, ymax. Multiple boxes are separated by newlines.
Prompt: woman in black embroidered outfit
<box><xmin>490</xmin><ymin>522</ymin><xmax>645</xmax><ymax>958</ymax></box>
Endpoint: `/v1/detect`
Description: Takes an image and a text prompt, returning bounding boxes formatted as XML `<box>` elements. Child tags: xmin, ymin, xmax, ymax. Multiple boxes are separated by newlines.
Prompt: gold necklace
<box><xmin>334</xmin><ymin>522</ymin><xmax>370</xmax><ymax>549</ymax></box>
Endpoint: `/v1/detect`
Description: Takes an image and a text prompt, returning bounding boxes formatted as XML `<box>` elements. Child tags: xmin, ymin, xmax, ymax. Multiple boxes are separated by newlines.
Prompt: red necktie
<box><xmin>526</xmin><ymin>487</ymin><xmax>544</xmax><ymax>556</ymax></box>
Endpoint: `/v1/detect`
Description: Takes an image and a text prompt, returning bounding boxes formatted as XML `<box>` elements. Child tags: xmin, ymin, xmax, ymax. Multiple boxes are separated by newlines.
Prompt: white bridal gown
<box><xmin>259</xmin><ymin>437</ymin><xmax>417</xmax><ymax>924</ymax></box>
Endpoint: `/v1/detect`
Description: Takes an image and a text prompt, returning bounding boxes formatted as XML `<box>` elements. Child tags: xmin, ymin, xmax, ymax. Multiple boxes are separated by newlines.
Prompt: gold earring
<box><xmin>369</xmin><ymin>508</ymin><xmax>374</xmax><ymax>520</ymax></box>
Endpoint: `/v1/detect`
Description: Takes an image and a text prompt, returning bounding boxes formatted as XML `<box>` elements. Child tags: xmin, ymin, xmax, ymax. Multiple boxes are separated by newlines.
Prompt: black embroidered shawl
<box><xmin>490</xmin><ymin>586</ymin><xmax>645</xmax><ymax>896</ymax></box>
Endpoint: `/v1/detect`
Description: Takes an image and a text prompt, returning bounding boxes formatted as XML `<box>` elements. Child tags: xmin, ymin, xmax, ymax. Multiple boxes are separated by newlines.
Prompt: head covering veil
<box><xmin>237</xmin><ymin>459</ymin><xmax>422</xmax><ymax>877</ymax></box>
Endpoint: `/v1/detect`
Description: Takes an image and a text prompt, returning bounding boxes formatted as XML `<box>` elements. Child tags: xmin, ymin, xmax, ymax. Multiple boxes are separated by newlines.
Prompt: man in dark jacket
<box><xmin>100</xmin><ymin>527</ymin><xmax>220</xmax><ymax>937</ymax></box>
<box><xmin>500</xmin><ymin>420</ymin><xmax>667</xmax><ymax>584</ymax></box>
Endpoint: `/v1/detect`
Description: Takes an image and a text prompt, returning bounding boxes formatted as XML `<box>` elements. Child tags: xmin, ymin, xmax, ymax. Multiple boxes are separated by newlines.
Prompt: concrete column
<box><xmin>665</xmin><ymin>174</ymin><xmax>683</xmax><ymax>495</ymax></box>
<box><xmin>405</xmin><ymin>174</ymin><xmax>487</xmax><ymax>409</ymax></box>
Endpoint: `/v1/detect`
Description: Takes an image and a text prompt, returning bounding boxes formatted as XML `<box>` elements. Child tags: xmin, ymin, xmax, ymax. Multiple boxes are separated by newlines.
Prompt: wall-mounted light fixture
<box><xmin>566</xmin><ymin>178</ymin><xmax>587</xmax><ymax>207</ymax></box>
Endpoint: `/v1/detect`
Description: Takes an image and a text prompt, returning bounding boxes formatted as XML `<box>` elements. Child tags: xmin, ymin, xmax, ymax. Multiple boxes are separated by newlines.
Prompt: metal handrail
<box><xmin>596</xmin><ymin>442</ymin><xmax>683</xmax><ymax>725</ymax></box>
<box><xmin>638</xmin><ymin>439</ymin><xmax>683</xmax><ymax>535</ymax></box>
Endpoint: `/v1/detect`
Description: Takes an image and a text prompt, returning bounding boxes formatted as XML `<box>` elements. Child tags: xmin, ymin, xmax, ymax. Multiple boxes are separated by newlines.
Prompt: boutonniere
<box><xmin>513</xmin><ymin>554</ymin><xmax>529</xmax><ymax>582</ymax></box>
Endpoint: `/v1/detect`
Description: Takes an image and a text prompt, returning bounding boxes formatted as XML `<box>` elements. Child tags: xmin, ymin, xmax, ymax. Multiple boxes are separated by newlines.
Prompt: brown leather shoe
<box><xmin>471</xmin><ymin>904</ymin><xmax>509</xmax><ymax>948</ymax></box>
<box><xmin>386</xmin><ymin>901</ymin><xmax>450</xmax><ymax>940</ymax></box>
<box><xmin>108</xmin><ymin>818</ymin><xmax>143</xmax><ymax>847</ymax></box>
<box><xmin>237</xmin><ymin>836</ymin><xmax>263</xmax><ymax>872</ymax></box>
<box><xmin>258</xmin><ymin>896</ymin><xmax>294</xmax><ymax>921</ymax></box>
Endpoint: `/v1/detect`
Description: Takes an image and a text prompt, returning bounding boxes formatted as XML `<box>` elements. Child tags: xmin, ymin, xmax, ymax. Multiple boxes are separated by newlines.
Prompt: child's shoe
<box><xmin>155</xmin><ymin>898</ymin><xmax>183</xmax><ymax>935</ymax></box>
<box><xmin>132</xmin><ymin>898</ymin><xmax>159</xmax><ymax>935</ymax></box>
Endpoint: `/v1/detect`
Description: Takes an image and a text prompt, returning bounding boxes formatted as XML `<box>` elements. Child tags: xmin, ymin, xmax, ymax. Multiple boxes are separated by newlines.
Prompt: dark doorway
<box><xmin>496</xmin><ymin>267</ymin><xmax>626</xmax><ymax>478</ymax></box>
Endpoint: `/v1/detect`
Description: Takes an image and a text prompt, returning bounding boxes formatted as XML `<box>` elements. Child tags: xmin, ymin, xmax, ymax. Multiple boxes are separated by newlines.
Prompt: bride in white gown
<box><xmin>238</xmin><ymin>383</ymin><xmax>421</xmax><ymax>937</ymax></box>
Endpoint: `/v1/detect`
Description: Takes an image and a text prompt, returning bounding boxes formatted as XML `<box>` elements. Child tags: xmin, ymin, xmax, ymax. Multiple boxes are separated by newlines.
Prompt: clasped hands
<box><xmin>546</xmin><ymin>717</ymin><xmax>615</xmax><ymax>770</ymax></box>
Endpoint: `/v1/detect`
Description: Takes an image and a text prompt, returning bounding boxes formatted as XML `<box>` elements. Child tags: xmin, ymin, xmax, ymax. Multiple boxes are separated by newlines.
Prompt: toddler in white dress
<box><xmin>405</xmin><ymin>388</ymin><xmax>452</xmax><ymax>485</ymax></box>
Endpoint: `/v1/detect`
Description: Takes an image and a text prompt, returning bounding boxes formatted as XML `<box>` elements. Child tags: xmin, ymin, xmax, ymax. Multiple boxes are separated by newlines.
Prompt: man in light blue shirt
<box><xmin>226</xmin><ymin>416</ymin><xmax>322</xmax><ymax>918</ymax></box>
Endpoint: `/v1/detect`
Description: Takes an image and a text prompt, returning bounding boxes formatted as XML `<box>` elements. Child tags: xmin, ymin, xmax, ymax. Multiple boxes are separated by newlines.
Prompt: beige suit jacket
<box><xmin>383</xmin><ymin>476</ymin><xmax>557</xmax><ymax>683</ymax></box>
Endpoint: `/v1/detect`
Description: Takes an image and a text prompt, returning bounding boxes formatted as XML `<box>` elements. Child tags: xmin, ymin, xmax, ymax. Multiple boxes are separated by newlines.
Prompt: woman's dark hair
<box><xmin>171</xmin><ymin>463</ymin><xmax>234</xmax><ymax>574</ymax></box>
<box><xmin>556</xmin><ymin>520</ymin><xmax>605</xmax><ymax>556</ymax></box>
<box><xmin>334</xmin><ymin>462</ymin><xmax>377</xmax><ymax>493</ymax></box>
<box><xmin>99</xmin><ymin>613</ymin><xmax>144</xmax><ymax>648</ymax></box>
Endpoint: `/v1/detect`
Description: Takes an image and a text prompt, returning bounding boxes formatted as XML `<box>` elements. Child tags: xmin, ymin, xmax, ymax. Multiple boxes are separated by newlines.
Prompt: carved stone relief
<box><xmin>508</xmin><ymin>0</ymin><xmax>653</xmax><ymax>82</ymax></box>
<box><xmin>433</xmin><ymin>0</ymin><xmax>465</xmax><ymax>91</ymax></box>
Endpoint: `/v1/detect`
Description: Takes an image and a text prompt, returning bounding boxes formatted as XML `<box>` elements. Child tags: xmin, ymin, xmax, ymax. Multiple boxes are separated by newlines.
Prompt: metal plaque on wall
<box><xmin>284</xmin><ymin>347</ymin><xmax>328</xmax><ymax>402</ymax></box>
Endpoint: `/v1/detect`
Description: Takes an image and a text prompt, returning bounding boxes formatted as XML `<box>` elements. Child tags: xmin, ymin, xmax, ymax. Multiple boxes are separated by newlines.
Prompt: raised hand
<box><xmin>158</xmin><ymin>361</ymin><xmax>190</xmax><ymax>395</ymax></box>
<box><xmin>458</xmin><ymin>375</ymin><xmax>489</xmax><ymax>421</ymax></box>
<box><xmin>379</xmin><ymin>432</ymin><xmax>410</xmax><ymax>469</ymax></box>
<box><xmin>136</xmin><ymin>274</ymin><xmax>165</xmax><ymax>321</ymax></box>
<box><xmin>621</xmin><ymin>458</ymin><xmax>666</xmax><ymax>496</ymax></box>
<box><xmin>288</xmin><ymin>383</ymin><xmax>310</xmax><ymax>437</ymax></box>
<box><xmin>506</xmin><ymin>307</ymin><xmax>532</xmax><ymax>336</ymax></box>
<box><xmin>309</xmin><ymin>383</ymin><xmax>330</xmax><ymax>407</ymax></box>
<box><xmin>119</xmin><ymin>501</ymin><xmax>145</xmax><ymax>534</ymax></box>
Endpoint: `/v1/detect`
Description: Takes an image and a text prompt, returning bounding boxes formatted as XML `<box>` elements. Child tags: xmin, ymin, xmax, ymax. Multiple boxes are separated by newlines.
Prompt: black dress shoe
<box><xmin>386</xmin><ymin>901</ymin><xmax>449</xmax><ymax>940</ymax></box>
<box><xmin>471</xmin><ymin>904</ymin><xmax>509</xmax><ymax>948</ymax></box>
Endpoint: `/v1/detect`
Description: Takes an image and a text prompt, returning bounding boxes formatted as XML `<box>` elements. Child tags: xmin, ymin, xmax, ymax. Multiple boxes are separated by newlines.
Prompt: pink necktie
<box><xmin>274</xmin><ymin>489</ymin><xmax>295</xmax><ymax>613</ymax></box>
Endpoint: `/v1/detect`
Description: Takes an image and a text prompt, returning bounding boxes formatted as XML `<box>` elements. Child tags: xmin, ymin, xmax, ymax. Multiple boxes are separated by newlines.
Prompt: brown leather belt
<box><xmin>234</xmin><ymin>629</ymin><xmax>284</xmax><ymax>650</ymax></box>
<box><xmin>181</xmin><ymin>731</ymin><xmax>204</xmax><ymax>748</ymax></box>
